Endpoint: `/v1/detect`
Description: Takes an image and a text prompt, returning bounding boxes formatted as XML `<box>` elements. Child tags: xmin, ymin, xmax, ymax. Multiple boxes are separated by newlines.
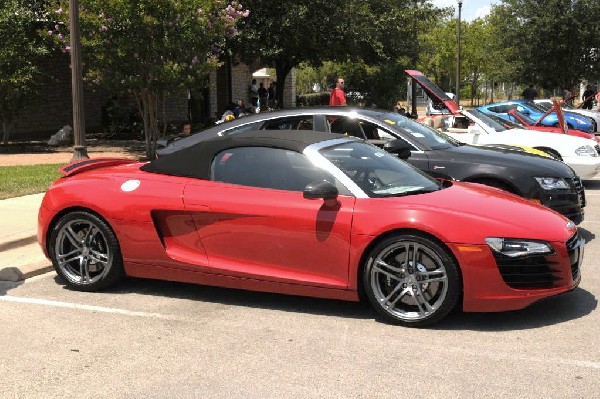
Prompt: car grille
<box><xmin>566</xmin><ymin>231</ymin><xmax>584</xmax><ymax>281</ymax></box>
<box><xmin>493</xmin><ymin>252</ymin><xmax>561</xmax><ymax>289</ymax></box>
<box><xmin>492</xmin><ymin>232</ymin><xmax>583</xmax><ymax>289</ymax></box>
<box><xmin>571</xmin><ymin>176</ymin><xmax>586</xmax><ymax>208</ymax></box>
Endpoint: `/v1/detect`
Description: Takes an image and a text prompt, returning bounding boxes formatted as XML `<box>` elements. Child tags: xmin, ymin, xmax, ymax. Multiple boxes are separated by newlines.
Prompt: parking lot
<box><xmin>1</xmin><ymin>180</ymin><xmax>599</xmax><ymax>399</ymax></box>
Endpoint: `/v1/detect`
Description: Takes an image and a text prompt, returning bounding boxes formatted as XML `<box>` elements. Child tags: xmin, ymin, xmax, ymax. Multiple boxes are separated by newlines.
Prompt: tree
<box><xmin>235</xmin><ymin>0</ymin><xmax>438</xmax><ymax>108</ymax></box>
<box><xmin>48</xmin><ymin>0</ymin><xmax>248</xmax><ymax>159</ymax></box>
<box><xmin>0</xmin><ymin>0</ymin><xmax>49</xmax><ymax>144</ymax></box>
<box><xmin>493</xmin><ymin>0</ymin><xmax>600</xmax><ymax>90</ymax></box>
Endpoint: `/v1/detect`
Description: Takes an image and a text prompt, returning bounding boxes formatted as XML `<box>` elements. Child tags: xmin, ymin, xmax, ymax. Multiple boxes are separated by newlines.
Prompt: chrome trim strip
<box><xmin>304</xmin><ymin>138</ymin><xmax>370</xmax><ymax>198</ymax></box>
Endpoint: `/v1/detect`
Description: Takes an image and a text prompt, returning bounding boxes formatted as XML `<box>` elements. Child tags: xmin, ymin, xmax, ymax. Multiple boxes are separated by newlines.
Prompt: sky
<box><xmin>429</xmin><ymin>0</ymin><xmax>500</xmax><ymax>21</ymax></box>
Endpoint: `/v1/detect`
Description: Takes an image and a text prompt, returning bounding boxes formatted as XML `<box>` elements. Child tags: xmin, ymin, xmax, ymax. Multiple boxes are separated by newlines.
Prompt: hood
<box><xmin>405</xmin><ymin>70</ymin><xmax>460</xmax><ymax>114</ymax></box>
<box><xmin>445</xmin><ymin>143</ymin><xmax>576</xmax><ymax>177</ymax></box>
<box><xmin>355</xmin><ymin>182</ymin><xmax>576</xmax><ymax>244</ymax></box>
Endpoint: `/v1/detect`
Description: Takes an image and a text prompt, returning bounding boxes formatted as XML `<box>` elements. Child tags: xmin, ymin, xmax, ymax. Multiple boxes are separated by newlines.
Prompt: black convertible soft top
<box><xmin>141</xmin><ymin>129</ymin><xmax>348</xmax><ymax>180</ymax></box>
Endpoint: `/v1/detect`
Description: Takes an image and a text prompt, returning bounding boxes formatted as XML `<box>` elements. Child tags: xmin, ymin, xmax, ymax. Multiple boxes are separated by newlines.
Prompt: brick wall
<box><xmin>11</xmin><ymin>55</ymin><xmax>294</xmax><ymax>140</ymax></box>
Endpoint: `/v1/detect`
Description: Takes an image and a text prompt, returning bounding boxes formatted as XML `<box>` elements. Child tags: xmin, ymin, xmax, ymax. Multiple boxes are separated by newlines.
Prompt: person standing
<box><xmin>267</xmin><ymin>82</ymin><xmax>278</xmax><ymax>108</ymax></box>
<box><xmin>329</xmin><ymin>78</ymin><xmax>347</xmax><ymax>106</ymax></box>
<box><xmin>562</xmin><ymin>88</ymin><xmax>574</xmax><ymax>106</ymax></box>
<box><xmin>249</xmin><ymin>79</ymin><xmax>259</xmax><ymax>107</ymax></box>
<box><xmin>522</xmin><ymin>84</ymin><xmax>537</xmax><ymax>100</ymax></box>
<box><xmin>582</xmin><ymin>86</ymin><xmax>596</xmax><ymax>110</ymax></box>
<box><xmin>258</xmin><ymin>82</ymin><xmax>269</xmax><ymax>109</ymax></box>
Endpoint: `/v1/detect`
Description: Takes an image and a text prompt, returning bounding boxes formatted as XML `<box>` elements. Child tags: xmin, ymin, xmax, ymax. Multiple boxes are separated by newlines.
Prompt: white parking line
<box><xmin>0</xmin><ymin>295</ymin><xmax>184</xmax><ymax>321</ymax></box>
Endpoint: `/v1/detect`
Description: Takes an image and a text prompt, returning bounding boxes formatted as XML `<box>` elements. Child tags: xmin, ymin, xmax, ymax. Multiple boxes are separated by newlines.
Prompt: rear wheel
<box><xmin>363</xmin><ymin>233</ymin><xmax>460</xmax><ymax>327</ymax></box>
<box><xmin>49</xmin><ymin>211</ymin><xmax>124</xmax><ymax>291</ymax></box>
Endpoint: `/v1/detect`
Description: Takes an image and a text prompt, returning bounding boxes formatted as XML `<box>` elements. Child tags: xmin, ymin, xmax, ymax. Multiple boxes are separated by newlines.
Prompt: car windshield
<box><xmin>464</xmin><ymin>109</ymin><xmax>508</xmax><ymax>132</ymax></box>
<box><xmin>319</xmin><ymin>141</ymin><xmax>441</xmax><ymax>197</ymax></box>
<box><xmin>522</xmin><ymin>101</ymin><xmax>547</xmax><ymax>113</ymax></box>
<box><xmin>372</xmin><ymin>112</ymin><xmax>460</xmax><ymax>150</ymax></box>
<box><xmin>513</xmin><ymin>110</ymin><xmax>536</xmax><ymax>124</ymax></box>
<box><xmin>535</xmin><ymin>101</ymin><xmax>552</xmax><ymax>111</ymax></box>
<box><xmin>486</xmin><ymin>113</ymin><xmax>524</xmax><ymax>129</ymax></box>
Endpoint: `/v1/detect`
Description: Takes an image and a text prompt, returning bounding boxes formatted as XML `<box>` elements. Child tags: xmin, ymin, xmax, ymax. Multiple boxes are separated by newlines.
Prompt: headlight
<box><xmin>575</xmin><ymin>145</ymin><xmax>597</xmax><ymax>157</ymax></box>
<box><xmin>534</xmin><ymin>177</ymin><xmax>569</xmax><ymax>190</ymax></box>
<box><xmin>485</xmin><ymin>238</ymin><xmax>554</xmax><ymax>258</ymax></box>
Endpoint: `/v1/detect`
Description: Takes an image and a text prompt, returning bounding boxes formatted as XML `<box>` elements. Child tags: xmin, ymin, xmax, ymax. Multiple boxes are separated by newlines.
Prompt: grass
<box><xmin>0</xmin><ymin>164</ymin><xmax>64</xmax><ymax>200</ymax></box>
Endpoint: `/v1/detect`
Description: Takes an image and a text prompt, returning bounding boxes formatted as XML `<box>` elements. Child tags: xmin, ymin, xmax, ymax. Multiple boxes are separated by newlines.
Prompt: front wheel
<box><xmin>363</xmin><ymin>233</ymin><xmax>460</xmax><ymax>327</ymax></box>
<box><xmin>49</xmin><ymin>211</ymin><xmax>124</xmax><ymax>291</ymax></box>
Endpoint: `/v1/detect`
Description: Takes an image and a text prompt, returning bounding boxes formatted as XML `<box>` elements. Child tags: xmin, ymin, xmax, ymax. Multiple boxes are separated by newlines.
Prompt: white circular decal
<box><xmin>121</xmin><ymin>180</ymin><xmax>141</xmax><ymax>192</ymax></box>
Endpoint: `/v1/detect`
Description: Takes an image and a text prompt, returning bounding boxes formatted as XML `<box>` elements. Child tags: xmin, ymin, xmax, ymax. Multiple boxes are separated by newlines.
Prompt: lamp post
<box><xmin>69</xmin><ymin>0</ymin><xmax>88</xmax><ymax>161</ymax></box>
<box><xmin>455</xmin><ymin>0</ymin><xmax>463</xmax><ymax>107</ymax></box>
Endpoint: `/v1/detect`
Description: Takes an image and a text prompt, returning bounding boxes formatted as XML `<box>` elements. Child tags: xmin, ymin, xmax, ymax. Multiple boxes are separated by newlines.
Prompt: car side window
<box><xmin>211</xmin><ymin>146</ymin><xmax>349</xmax><ymax>194</ymax></box>
<box><xmin>221</xmin><ymin>121</ymin><xmax>262</xmax><ymax>137</ymax></box>
<box><xmin>327</xmin><ymin>116</ymin><xmax>367</xmax><ymax>139</ymax></box>
<box><xmin>261</xmin><ymin>116</ymin><xmax>314</xmax><ymax>130</ymax></box>
<box><xmin>358</xmin><ymin>120</ymin><xmax>419</xmax><ymax>150</ymax></box>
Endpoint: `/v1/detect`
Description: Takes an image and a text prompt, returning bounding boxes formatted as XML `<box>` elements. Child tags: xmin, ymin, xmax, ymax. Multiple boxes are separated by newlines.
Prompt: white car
<box><xmin>426</xmin><ymin>92</ymin><xmax>455</xmax><ymax>116</ymax></box>
<box><xmin>534</xmin><ymin>99</ymin><xmax>600</xmax><ymax>134</ymax></box>
<box><xmin>440</xmin><ymin>109</ymin><xmax>600</xmax><ymax>180</ymax></box>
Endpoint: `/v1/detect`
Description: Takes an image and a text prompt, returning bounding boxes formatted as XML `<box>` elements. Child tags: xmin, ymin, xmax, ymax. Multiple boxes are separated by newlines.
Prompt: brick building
<box><xmin>9</xmin><ymin>55</ymin><xmax>295</xmax><ymax>140</ymax></box>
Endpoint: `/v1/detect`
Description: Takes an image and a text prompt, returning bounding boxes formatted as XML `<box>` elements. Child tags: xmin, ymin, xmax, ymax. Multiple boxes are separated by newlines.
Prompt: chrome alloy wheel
<box><xmin>54</xmin><ymin>218</ymin><xmax>112</xmax><ymax>286</ymax></box>
<box><xmin>369</xmin><ymin>239</ymin><xmax>450</xmax><ymax>323</ymax></box>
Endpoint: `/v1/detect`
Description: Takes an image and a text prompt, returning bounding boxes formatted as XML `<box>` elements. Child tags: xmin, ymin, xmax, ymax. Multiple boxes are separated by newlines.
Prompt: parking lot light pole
<box><xmin>455</xmin><ymin>0</ymin><xmax>463</xmax><ymax>107</ymax></box>
<box><xmin>69</xmin><ymin>0</ymin><xmax>88</xmax><ymax>161</ymax></box>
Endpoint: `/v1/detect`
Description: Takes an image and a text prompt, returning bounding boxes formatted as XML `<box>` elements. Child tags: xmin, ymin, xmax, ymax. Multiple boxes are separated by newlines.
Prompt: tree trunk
<box><xmin>275</xmin><ymin>60</ymin><xmax>294</xmax><ymax>109</ymax></box>
<box><xmin>2</xmin><ymin>119</ymin><xmax>9</xmax><ymax>145</ymax></box>
<box><xmin>135</xmin><ymin>89</ymin><xmax>160</xmax><ymax>160</ymax></box>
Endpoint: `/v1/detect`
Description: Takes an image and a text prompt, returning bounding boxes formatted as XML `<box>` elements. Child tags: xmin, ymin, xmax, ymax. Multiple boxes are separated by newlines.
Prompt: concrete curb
<box><xmin>0</xmin><ymin>192</ymin><xmax>49</xmax><ymax>282</ymax></box>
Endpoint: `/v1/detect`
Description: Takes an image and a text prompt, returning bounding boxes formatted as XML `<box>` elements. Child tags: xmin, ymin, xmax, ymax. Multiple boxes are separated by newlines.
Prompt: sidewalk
<box><xmin>0</xmin><ymin>193</ymin><xmax>52</xmax><ymax>281</ymax></box>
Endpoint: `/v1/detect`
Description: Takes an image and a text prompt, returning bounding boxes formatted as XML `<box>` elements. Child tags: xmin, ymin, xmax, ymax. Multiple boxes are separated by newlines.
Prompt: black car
<box><xmin>158</xmin><ymin>107</ymin><xmax>585</xmax><ymax>223</ymax></box>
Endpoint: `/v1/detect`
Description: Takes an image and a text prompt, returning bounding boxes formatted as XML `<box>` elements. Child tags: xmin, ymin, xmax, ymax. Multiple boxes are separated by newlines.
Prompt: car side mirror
<box><xmin>383</xmin><ymin>139</ymin><xmax>412</xmax><ymax>160</ymax></box>
<box><xmin>304</xmin><ymin>180</ymin><xmax>338</xmax><ymax>199</ymax></box>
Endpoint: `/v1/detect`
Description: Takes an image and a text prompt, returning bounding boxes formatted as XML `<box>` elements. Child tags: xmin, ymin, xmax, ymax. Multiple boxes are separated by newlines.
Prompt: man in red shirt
<box><xmin>329</xmin><ymin>78</ymin><xmax>347</xmax><ymax>106</ymax></box>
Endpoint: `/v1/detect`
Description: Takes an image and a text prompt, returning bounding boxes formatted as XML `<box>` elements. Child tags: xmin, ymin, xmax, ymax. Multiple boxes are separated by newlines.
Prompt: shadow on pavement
<box><xmin>54</xmin><ymin>274</ymin><xmax>595</xmax><ymax>330</ymax></box>
<box><xmin>436</xmin><ymin>287</ymin><xmax>596</xmax><ymax>331</ymax></box>
<box><xmin>583</xmin><ymin>180</ymin><xmax>600</xmax><ymax>190</ymax></box>
<box><xmin>55</xmin><ymin>275</ymin><xmax>374</xmax><ymax>321</ymax></box>
<box><xmin>0</xmin><ymin>279</ymin><xmax>24</xmax><ymax>296</ymax></box>
<box><xmin>579</xmin><ymin>227</ymin><xmax>595</xmax><ymax>244</ymax></box>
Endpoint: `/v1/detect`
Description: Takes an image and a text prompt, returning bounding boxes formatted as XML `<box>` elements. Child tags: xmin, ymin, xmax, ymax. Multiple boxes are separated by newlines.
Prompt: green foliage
<box><xmin>491</xmin><ymin>0</ymin><xmax>600</xmax><ymax>89</ymax></box>
<box><xmin>0</xmin><ymin>163</ymin><xmax>63</xmax><ymax>200</ymax></box>
<box><xmin>47</xmin><ymin>0</ymin><xmax>248</xmax><ymax>159</ymax></box>
<box><xmin>0</xmin><ymin>0</ymin><xmax>50</xmax><ymax>143</ymax></box>
<box><xmin>236</xmin><ymin>0</ymin><xmax>437</xmax><ymax>107</ymax></box>
<box><xmin>296</xmin><ymin>92</ymin><xmax>329</xmax><ymax>107</ymax></box>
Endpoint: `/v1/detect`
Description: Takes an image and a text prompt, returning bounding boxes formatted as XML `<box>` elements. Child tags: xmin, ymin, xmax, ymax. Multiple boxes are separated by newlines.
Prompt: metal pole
<box><xmin>455</xmin><ymin>0</ymin><xmax>463</xmax><ymax>107</ymax></box>
<box><xmin>69</xmin><ymin>0</ymin><xmax>88</xmax><ymax>161</ymax></box>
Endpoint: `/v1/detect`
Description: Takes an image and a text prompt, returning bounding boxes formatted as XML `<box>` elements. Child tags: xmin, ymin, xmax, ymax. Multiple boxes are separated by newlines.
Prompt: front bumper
<box><xmin>563</xmin><ymin>156</ymin><xmax>600</xmax><ymax>180</ymax></box>
<box><xmin>448</xmin><ymin>232</ymin><xmax>583</xmax><ymax>312</ymax></box>
<box><xmin>538</xmin><ymin>176</ymin><xmax>585</xmax><ymax>224</ymax></box>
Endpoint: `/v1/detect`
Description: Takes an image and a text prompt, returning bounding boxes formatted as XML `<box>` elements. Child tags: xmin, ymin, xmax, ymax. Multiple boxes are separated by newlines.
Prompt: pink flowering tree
<box><xmin>48</xmin><ymin>0</ymin><xmax>248</xmax><ymax>159</ymax></box>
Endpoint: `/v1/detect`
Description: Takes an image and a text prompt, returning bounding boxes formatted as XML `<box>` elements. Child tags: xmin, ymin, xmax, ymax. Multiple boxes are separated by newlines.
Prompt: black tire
<box><xmin>48</xmin><ymin>211</ymin><xmax>124</xmax><ymax>291</ymax></box>
<box><xmin>363</xmin><ymin>233</ymin><xmax>460</xmax><ymax>327</ymax></box>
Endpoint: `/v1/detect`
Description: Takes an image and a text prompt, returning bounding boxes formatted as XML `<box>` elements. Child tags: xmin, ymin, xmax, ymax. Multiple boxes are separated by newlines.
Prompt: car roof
<box><xmin>158</xmin><ymin>106</ymin><xmax>396</xmax><ymax>155</ymax></box>
<box><xmin>142</xmin><ymin>129</ymin><xmax>352</xmax><ymax>180</ymax></box>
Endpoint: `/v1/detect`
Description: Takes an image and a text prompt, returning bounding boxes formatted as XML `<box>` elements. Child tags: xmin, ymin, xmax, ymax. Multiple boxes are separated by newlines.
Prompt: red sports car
<box><xmin>38</xmin><ymin>130</ymin><xmax>584</xmax><ymax>326</ymax></box>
